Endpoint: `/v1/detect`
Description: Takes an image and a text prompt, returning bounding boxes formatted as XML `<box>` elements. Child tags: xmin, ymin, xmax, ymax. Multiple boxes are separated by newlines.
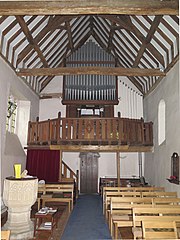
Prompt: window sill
<box><xmin>166</xmin><ymin>178</ymin><xmax>180</xmax><ymax>185</ymax></box>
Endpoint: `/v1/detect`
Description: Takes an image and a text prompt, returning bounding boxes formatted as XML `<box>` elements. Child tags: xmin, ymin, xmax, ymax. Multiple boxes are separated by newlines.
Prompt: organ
<box><xmin>62</xmin><ymin>40</ymin><xmax>118</xmax><ymax>105</ymax></box>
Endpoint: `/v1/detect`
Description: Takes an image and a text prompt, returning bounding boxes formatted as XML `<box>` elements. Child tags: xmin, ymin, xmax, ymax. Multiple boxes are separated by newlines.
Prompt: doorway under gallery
<box><xmin>79</xmin><ymin>152</ymin><xmax>100</xmax><ymax>193</ymax></box>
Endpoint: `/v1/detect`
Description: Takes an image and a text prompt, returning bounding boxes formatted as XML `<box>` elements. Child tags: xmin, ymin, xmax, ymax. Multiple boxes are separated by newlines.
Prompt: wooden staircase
<box><xmin>61</xmin><ymin>160</ymin><xmax>79</xmax><ymax>198</ymax></box>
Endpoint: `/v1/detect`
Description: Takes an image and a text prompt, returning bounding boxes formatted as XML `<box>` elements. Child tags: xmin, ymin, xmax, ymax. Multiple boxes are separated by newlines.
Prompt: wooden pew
<box><xmin>142</xmin><ymin>220</ymin><xmax>178</xmax><ymax>239</ymax></box>
<box><xmin>109</xmin><ymin>197</ymin><xmax>153</xmax><ymax>239</ymax></box>
<box><xmin>38</xmin><ymin>183</ymin><xmax>74</xmax><ymax>212</ymax></box>
<box><xmin>37</xmin><ymin>184</ymin><xmax>46</xmax><ymax>210</ymax></box>
<box><xmin>141</xmin><ymin>191</ymin><xmax>177</xmax><ymax>198</ymax></box>
<box><xmin>132</xmin><ymin>206</ymin><xmax>180</xmax><ymax>240</ymax></box>
<box><xmin>102</xmin><ymin>186</ymin><xmax>164</xmax><ymax>212</ymax></box>
<box><xmin>152</xmin><ymin>197</ymin><xmax>180</xmax><ymax>206</ymax></box>
<box><xmin>103</xmin><ymin>186</ymin><xmax>164</xmax><ymax>200</ymax></box>
<box><xmin>104</xmin><ymin>191</ymin><xmax>142</xmax><ymax>217</ymax></box>
<box><xmin>1</xmin><ymin>230</ymin><xmax>10</xmax><ymax>240</ymax></box>
<box><xmin>102</xmin><ymin>187</ymin><xmax>135</xmax><ymax>212</ymax></box>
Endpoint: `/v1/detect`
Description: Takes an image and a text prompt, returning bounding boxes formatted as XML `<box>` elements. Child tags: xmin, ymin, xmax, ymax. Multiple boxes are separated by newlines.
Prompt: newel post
<box><xmin>35</xmin><ymin>117</ymin><xmax>39</xmax><ymax>144</ymax></box>
<box><xmin>27</xmin><ymin>120</ymin><xmax>31</xmax><ymax>144</ymax></box>
<box><xmin>59</xmin><ymin>150</ymin><xmax>62</xmax><ymax>182</ymax></box>
<box><xmin>57</xmin><ymin>112</ymin><xmax>61</xmax><ymax>142</ymax></box>
<box><xmin>76</xmin><ymin>170</ymin><xmax>79</xmax><ymax>197</ymax></box>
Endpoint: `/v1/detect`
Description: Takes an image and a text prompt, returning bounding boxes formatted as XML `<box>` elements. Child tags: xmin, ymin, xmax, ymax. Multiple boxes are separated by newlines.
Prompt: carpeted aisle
<box><xmin>61</xmin><ymin>194</ymin><xmax>112</xmax><ymax>240</ymax></box>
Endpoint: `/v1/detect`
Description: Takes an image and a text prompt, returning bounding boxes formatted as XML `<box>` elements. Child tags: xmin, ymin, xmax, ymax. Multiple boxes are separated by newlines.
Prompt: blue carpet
<box><xmin>61</xmin><ymin>194</ymin><xmax>112</xmax><ymax>240</ymax></box>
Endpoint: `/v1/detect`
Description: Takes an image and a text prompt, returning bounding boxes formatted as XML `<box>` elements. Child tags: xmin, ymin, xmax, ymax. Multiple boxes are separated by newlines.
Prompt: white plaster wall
<box><xmin>0</xmin><ymin>57</ymin><xmax>39</xmax><ymax>195</ymax></box>
<box><xmin>63</xmin><ymin>152</ymin><xmax>79</xmax><ymax>175</ymax></box>
<box><xmin>39</xmin><ymin>76</ymin><xmax>66</xmax><ymax>120</ymax></box>
<box><xmin>143</xmin><ymin>61</ymin><xmax>180</xmax><ymax>195</ymax></box>
<box><xmin>99</xmin><ymin>152</ymin><xmax>141</xmax><ymax>179</ymax></box>
<box><xmin>115</xmin><ymin>76</ymin><xmax>143</xmax><ymax>118</ymax></box>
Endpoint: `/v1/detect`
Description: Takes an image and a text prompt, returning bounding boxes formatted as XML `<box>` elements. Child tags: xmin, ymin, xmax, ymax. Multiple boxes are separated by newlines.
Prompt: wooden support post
<box><xmin>35</xmin><ymin>116</ymin><xmax>39</xmax><ymax>144</ymax></box>
<box><xmin>76</xmin><ymin>169</ymin><xmax>79</xmax><ymax>197</ymax></box>
<box><xmin>116</xmin><ymin>151</ymin><xmax>120</xmax><ymax>187</ymax></box>
<box><xmin>59</xmin><ymin>150</ymin><xmax>62</xmax><ymax>182</ymax></box>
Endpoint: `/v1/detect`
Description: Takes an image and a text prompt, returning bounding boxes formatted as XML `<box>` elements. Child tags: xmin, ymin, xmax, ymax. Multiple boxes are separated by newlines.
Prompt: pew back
<box><xmin>142</xmin><ymin>191</ymin><xmax>177</xmax><ymax>198</ymax></box>
<box><xmin>133</xmin><ymin>206</ymin><xmax>180</xmax><ymax>227</ymax></box>
<box><xmin>142</xmin><ymin>220</ymin><xmax>178</xmax><ymax>239</ymax></box>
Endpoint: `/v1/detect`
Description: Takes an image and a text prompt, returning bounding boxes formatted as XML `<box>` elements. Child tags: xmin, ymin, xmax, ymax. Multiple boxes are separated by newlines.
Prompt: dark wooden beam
<box><xmin>105</xmin><ymin>15</ymin><xmax>165</xmax><ymax>67</ymax></box>
<box><xmin>40</xmin><ymin>30</ymin><xmax>92</xmax><ymax>91</ymax></box>
<box><xmin>39</xmin><ymin>92</ymin><xmax>63</xmax><ymax>99</ymax></box>
<box><xmin>16</xmin><ymin>66</ymin><xmax>165</xmax><ymax>77</ymax></box>
<box><xmin>0</xmin><ymin>1</ymin><xmax>178</xmax><ymax>15</ymax></box>
<box><xmin>107</xmin><ymin>22</ymin><xmax>116</xmax><ymax>52</ymax></box>
<box><xmin>46</xmin><ymin>15</ymin><xmax>76</xmax><ymax>31</ymax></box>
<box><xmin>92</xmin><ymin>30</ymin><xmax>146</xmax><ymax>94</ymax></box>
<box><xmin>65</xmin><ymin>21</ymin><xmax>74</xmax><ymax>51</ymax></box>
<box><xmin>16</xmin><ymin>16</ymin><xmax>69</xmax><ymax>66</ymax></box>
<box><xmin>116</xmin><ymin>152</ymin><xmax>120</xmax><ymax>187</ymax></box>
<box><xmin>101</xmin><ymin>15</ymin><xmax>133</xmax><ymax>32</ymax></box>
<box><xmin>16</xmin><ymin>16</ymin><xmax>49</xmax><ymax>67</ymax></box>
<box><xmin>145</xmin><ymin>54</ymin><xmax>179</xmax><ymax>97</ymax></box>
<box><xmin>49</xmin><ymin>144</ymin><xmax>153</xmax><ymax>153</ymax></box>
<box><xmin>133</xmin><ymin>16</ymin><xmax>162</xmax><ymax>67</ymax></box>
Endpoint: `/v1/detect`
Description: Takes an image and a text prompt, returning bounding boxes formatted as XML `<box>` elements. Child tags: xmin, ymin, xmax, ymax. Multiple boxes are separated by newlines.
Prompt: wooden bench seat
<box><xmin>104</xmin><ymin>191</ymin><xmax>142</xmax><ymax>217</ymax></box>
<box><xmin>103</xmin><ymin>186</ymin><xmax>164</xmax><ymax>215</ymax></box>
<box><xmin>109</xmin><ymin>197</ymin><xmax>153</xmax><ymax>239</ymax></box>
<box><xmin>152</xmin><ymin>197</ymin><xmax>180</xmax><ymax>206</ymax></box>
<box><xmin>102</xmin><ymin>186</ymin><xmax>164</xmax><ymax>203</ymax></box>
<box><xmin>142</xmin><ymin>220</ymin><xmax>178</xmax><ymax>239</ymax></box>
<box><xmin>132</xmin><ymin>206</ymin><xmax>180</xmax><ymax>240</ymax></box>
<box><xmin>141</xmin><ymin>191</ymin><xmax>177</xmax><ymax>198</ymax></box>
<box><xmin>104</xmin><ymin>190</ymin><xmax>171</xmax><ymax>219</ymax></box>
<box><xmin>1</xmin><ymin>230</ymin><xmax>10</xmax><ymax>240</ymax></box>
<box><xmin>37</xmin><ymin>183</ymin><xmax>74</xmax><ymax>212</ymax></box>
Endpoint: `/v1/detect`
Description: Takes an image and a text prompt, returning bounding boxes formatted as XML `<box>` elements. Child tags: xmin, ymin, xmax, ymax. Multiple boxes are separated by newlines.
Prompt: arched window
<box><xmin>6</xmin><ymin>95</ymin><xmax>17</xmax><ymax>133</ymax></box>
<box><xmin>158</xmin><ymin>99</ymin><xmax>166</xmax><ymax>145</ymax></box>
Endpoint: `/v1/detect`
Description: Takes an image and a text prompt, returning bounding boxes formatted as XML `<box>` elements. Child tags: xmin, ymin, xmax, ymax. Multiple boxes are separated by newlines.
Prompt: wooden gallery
<box><xmin>0</xmin><ymin>1</ymin><xmax>179</xmax><ymax>240</ymax></box>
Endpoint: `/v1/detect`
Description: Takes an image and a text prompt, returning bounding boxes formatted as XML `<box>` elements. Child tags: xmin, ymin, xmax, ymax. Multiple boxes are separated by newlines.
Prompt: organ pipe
<box><xmin>64</xmin><ymin>40</ymin><xmax>117</xmax><ymax>102</ymax></box>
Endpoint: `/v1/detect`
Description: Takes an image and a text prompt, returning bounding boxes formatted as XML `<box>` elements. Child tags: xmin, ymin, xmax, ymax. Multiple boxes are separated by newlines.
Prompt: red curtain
<box><xmin>26</xmin><ymin>149</ymin><xmax>60</xmax><ymax>183</ymax></box>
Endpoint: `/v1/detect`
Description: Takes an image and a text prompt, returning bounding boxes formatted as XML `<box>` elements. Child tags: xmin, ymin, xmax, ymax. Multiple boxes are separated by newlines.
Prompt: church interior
<box><xmin>0</xmin><ymin>1</ymin><xmax>179</xmax><ymax>239</ymax></box>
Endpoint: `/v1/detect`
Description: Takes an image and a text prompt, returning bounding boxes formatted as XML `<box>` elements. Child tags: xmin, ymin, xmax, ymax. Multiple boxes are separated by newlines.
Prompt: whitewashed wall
<box><xmin>39</xmin><ymin>76</ymin><xmax>66</xmax><ymax>120</ymax></box>
<box><xmin>143</xmin><ymin>61</ymin><xmax>180</xmax><ymax>195</ymax></box>
<box><xmin>115</xmin><ymin>76</ymin><xmax>143</xmax><ymax>119</ymax></box>
<box><xmin>0</xmin><ymin>57</ymin><xmax>39</xmax><ymax>196</ymax></box>
<box><xmin>39</xmin><ymin>75</ymin><xmax>144</xmax><ymax>187</ymax></box>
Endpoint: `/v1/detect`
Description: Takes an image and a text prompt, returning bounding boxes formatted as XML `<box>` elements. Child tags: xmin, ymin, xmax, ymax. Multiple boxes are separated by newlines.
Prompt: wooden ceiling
<box><xmin>0</xmin><ymin>0</ymin><xmax>179</xmax><ymax>96</ymax></box>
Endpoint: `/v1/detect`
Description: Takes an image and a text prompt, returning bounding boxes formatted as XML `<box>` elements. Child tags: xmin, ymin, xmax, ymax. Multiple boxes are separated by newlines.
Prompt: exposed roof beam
<box><xmin>133</xmin><ymin>15</ymin><xmax>162</xmax><ymax>67</ymax></box>
<box><xmin>107</xmin><ymin>22</ymin><xmax>116</xmax><ymax>52</ymax></box>
<box><xmin>145</xmin><ymin>54</ymin><xmax>179</xmax><ymax>97</ymax></box>
<box><xmin>46</xmin><ymin>15</ymin><xmax>76</xmax><ymax>31</ymax></box>
<box><xmin>16</xmin><ymin>16</ymin><xmax>49</xmax><ymax>67</ymax></box>
<box><xmin>16</xmin><ymin>66</ymin><xmax>165</xmax><ymax>77</ymax></box>
<box><xmin>101</xmin><ymin>15</ymin><xmax>134</xmax><ymax>32</ymax></box>
<box><xmin>40</xmin><ymin>92</ymin><xmax>63</xmax><ymax>99</ymax></box>
<box><xmin>0</xmin><ymin>0</ymin><xmax>178</xmax><ymax>15</ymax></box>
<box><xmin>40</xmin><ymin>30</ymin><xmax>92</xmax><ymax>92</ymax></box>
<box><xmin>104</xmin><ymin>15</ymin><xmax>165</xmax><ymax>67</ymax></box>
<box><xmin>92</xmin><ymin>30</ymin><xmax>144</xmax><ymax>93</ymax></box>
<box><xmin>65</xmin><ymin>21</ymin><xmax>74</xmax><ymax>51</ymax></box>
<box><xmin>16</xmin><ymin>16</ymin><xmax>74</xmax><ymax>66</ymax></box>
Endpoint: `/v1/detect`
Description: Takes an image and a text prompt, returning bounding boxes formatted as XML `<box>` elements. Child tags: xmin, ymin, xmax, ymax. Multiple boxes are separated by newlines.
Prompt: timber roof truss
<box><xmin>0</xmin><ymin>1</ymin><xmax>179</xmax><ymax>96</ymax></box>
